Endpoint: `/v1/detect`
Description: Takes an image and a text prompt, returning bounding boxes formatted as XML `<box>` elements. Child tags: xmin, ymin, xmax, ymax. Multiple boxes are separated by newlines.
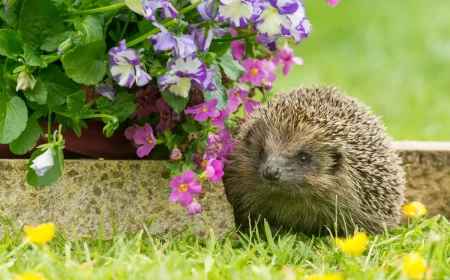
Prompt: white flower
<box><xmin>30</xmin><ymin>149</ymin><xmax>54</xmax><ymax>177</ymax></box>
<box><xmin>16</xmin><ymin>71</ymin><xmax>37</xmax><ymax>92</ymax></box>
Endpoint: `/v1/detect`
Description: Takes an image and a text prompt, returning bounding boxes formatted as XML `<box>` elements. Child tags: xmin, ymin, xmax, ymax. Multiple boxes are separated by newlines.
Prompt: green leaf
<box><xmin>0</xmin><ymin>1</ymin><xmax>21</xmax><ymax>28</ymax></box>
<box><xmin>208</xmin><ymin>40</ymin><xmax>231</xmax><ymax>58</ymax></box>
<box><xmin>23</xmin><ymin>45</ymin><xmax>47</xmax><ymax>68</ymax></box>
<box><xmin>19</xmin><ymin>0</ymin><xmax>64</xmax><ymax>50</ymax></box>
<box><xmin>38</xmin><ymin>65</ymin><xmax>79</xmax><ymax>106</ymax></box>
<box><xmin>74</xmin><ymin>15</ymin><xmax>104</xmax><ymax>44</ymax></box>
<box><xmin>67</xmin><ymin>90</ymin><xmax>86</xmax><ymax>121</ymax></box>
<box><xmin>61</xmin><ymin>40</ymin><xmax>107</xmax><ymax>85</ymax></box>
<box><xmin>26</xmin><ymin>147</ymin><xmax>63</xmax><ymax>187</ymax></box>
<box><xmin>10</xmin><ymin>113</ymin><xmax>42</xmax><ymax>155</ymax></box>
<box><xmin>96</xmin><ymin>91</ymin><xmax>136</xmax><ymax>121</ymax></box>
<box><xmin>0</xmin><ymin>29</ymin><xmax>23</xmax><ymax>59</ymax></box>
<box><xmin>0</xmin><ymin>94</ymin><xmax>28</xmax><ymax>144</ymax></box>
<box><xmin>24</xmin><ymin>78</ymin><xmax>47</xmax><ymax>105</ymax></box>
<box><xmin>219</xmin><ymin>51</ymin><xmax>245</xmax><ymax>81</ymax></box>
<box><xmin>203</xmin><ymin>68</ymin><xmax>228</xmax><ymax>111</ymax></box>
<box><xmin>161</xmin><ymin>90</ymin><xmax>188</xmax><ymax>114</ymax></box>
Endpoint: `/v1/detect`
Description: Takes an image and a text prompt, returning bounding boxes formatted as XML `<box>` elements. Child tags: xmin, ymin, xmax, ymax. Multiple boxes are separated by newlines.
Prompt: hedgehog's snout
<box><xmin>262</xmin><ymin>166</ymin><xmax>281</xmax><ymax>182</ymax></box>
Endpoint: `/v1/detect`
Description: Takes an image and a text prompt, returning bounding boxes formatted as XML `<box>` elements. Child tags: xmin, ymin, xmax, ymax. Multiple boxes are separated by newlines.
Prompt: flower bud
<box><xmin>58</xmin><ymin>38</ymin><xmax>73</xmax><ymax>55</ymax></box>
<box><xmin>16</xmin><ymin>71</ymin><xmax>37</xmax><ymax>92</ymax></box>
<box><xmin>186</xmin><ymin>202</ymin><xmax>202</xmax><ymax>215</ymax></box>
<box><xmin>30</xmin><ymin>149</ymin><xmax>55</xmax><ymax>177</ymax></box>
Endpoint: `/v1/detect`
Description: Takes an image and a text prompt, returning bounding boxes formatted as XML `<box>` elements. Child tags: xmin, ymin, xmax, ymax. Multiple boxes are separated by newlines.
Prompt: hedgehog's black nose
<box><xmin>263</xmin><ymin>166</ymin><xmax>281</xmax><ymax>181</ymax></box>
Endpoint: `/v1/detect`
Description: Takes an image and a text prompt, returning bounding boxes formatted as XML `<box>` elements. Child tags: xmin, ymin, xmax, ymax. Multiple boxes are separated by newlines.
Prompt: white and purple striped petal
<box><xmin>96</xmin><ymin>77</ymin><xmax>116</xmax><ymax>101</ymax></box>
<box><xmin>141</xmin><ymin>0</ymin><xmax>159</xmax><ymax>20</ymax></box>
<box><xmin>160</xmin><ymin>0</ymin><xmax>179</xmax><ymax>18</ymax></box>
<box><xmin>135</xmin><ymin>66</ymin><xmax>152</xmax><ymax>86</ymax></box>
<box><xmin>218</xmin><ymin>0</ymin><xmax>254</xmax><ymax>28</ymax></box>
<box><xmin>149</xmin><ymin>26</ymin><xmax>197</xmax><ymax>58</ymax></box>
<box><xmin>254</xmin><ymin>1</ymin><xmax>294</xmax><ymax>37</ymax></box>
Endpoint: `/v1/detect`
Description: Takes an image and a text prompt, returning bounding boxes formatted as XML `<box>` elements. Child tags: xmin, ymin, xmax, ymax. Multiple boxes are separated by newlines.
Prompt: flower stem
<box><xmin>47</xmin><ymin>110</ymin><xmax>52</xmax><ymax>142</ymax></box>
<box><xmin>212</xmin><ymin>32</ymin><xmax>258</xmax><ymax>43</ymax></box>
<box><xmin>126</xmin><ymin>0</ymin><xmax>202</xmax><ymax>48</ymax></box>
<box><xmin>82</xmin><ymin>114</ymin><xmax>119</xmax><ymax>123</ymax></box>
<box><xmin>71</xmin><ymin>2</ymin><xmax>126</xmax><ymax>16</ymax></box>
<box><xmin>45</xmin><ymin>55</ymin><xmax>61</xmax><ymax>64</ymax></box>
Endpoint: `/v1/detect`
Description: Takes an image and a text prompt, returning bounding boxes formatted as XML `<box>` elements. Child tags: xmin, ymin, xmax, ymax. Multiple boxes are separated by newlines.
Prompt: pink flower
<box><xmin>237</xmin><ymin>87</ymin><xmax>260</xmax><ymax>116</ymax></box>
<box><xmin>133</xmin><ymin>123</ymin><xmax>156</xmax><ymax>158</ymax></box>
<box><xmin>168</xmin><ymin>170</ymin><xmax>202</xmax><ymax>206</ymax></box>
<box><xmin>131</xmin><ymin>84</ymin><xmax>159</xmax><ymax>120</ymax></box>
<box><xmin>241</xmin><ymin>59</ymin><xmax>277</xmax><ymax>87</ymax></box>
<box><xmin>124</xmin><ymin>125</ymin><xmax>139</xmax><ymax>141</ymax></box>
<box><xmin>328</xmin><ymin>0</ymin><xmax>340</xmax><ymax>7</ymax></box>
<box><xmin>155</xmin><ymin>97</ymin><xmax>174</xmax><ymax>133</ymax></box>
<box><xmin>230</xmin><ymin>28</ymin><xmax>245</xmax><ymax>60</ymax></box>
<box><xmin>170</xmin><ymin>149</ymin><xmax>182</xmax><ymax>160</ymax></box>
<box><xmin>227</xmin><ymin>87</ymin><xmax>240</xmax><ymax>112</ymax></box>
<box><xmin>186</xmin><ymin>202</ymin><xmax>202</xmax><ymax>215</ymax></box>
<box><xmin>211</xmin><ymin>109</ymin><xmax>230</xmax><ymax>129</ymax></box>
<box><xmin>273</xmin><ymin>46</ymin><xmax>303</xmax><ymax>76</ymax></box>
<box><xmin>184</xmin><ymin>99</ymin><xmax>220</xmax><ymax>122</ymax></box>
<box><xmin>204</xmin><ymin>134</ymin><xmax>222</xmax><ymax>160</ymax></box>
<box><xmin>204</xmin><ymin>159</ymin><xmax>224</xmax><ymax>182</ymax></box>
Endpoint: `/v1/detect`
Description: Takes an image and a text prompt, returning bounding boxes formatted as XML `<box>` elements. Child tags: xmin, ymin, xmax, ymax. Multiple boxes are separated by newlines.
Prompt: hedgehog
<box><xmin>222</xmin><ymin>85</ymin><xmax>406</xmax><ymax>236</ymax></box>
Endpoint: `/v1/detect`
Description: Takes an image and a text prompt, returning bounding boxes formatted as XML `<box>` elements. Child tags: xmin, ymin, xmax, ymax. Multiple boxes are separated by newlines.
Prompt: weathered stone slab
<box><xmin>393</xmin><ymin>141</ymin><xmax>450</xmax><ymax>218</ymax></box>
<box><xmin>0</xmin><ymin>160</ymin><xmax>235</xmax><ymax>239</ymax></box>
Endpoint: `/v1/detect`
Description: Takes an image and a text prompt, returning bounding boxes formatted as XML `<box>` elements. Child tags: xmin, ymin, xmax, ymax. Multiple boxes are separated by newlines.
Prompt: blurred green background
<box><xmin>273</xmin><ymin>0</ymin><xmax>450</xmax><ymax>141</ymax></box>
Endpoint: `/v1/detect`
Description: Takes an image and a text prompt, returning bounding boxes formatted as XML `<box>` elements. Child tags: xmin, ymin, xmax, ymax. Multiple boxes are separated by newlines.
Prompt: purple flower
<box><xmin>218</xmin><ymin>0</ymin><xmax>254</xmax><ymax>28</ymax></box>
<box><xmin>211</xmin><ymin>109</ymin><xmax>230</xmax><ymax>129</ymax></box>
<box><xmin>227</xmin><ymin>86</ymin><xmax>242</xmax><ymax>112</ymax></box>
<box><xmin>184</xmin><ymin>99</ymin><xmax>220</xmax><ymax>122</ymax></box>
<box><xmin>131</xmin><ymin>85</ymin><xmax>159</xmax><ymax>120</ymax></box>
<box><xmin>218</xmin><ymin>128</ymin><xmax>235</xmax><ymax>157</ymax></box>
<box><xmin>204</xmin><ymin>134</ymin><xmax>222</xmax><ymax>160</ymax></box>
<box><xmin>186</xmin><ymin>202</ymin><xmax>202</xmax><ymax>215</ymax></box>
<box><xmin>141</xmin><ymin>0</ymin><xmax>178</xmax><ymax>20</ymax></box>
<box><xmin>133</xmin><ymin>123</ymin><xmax>156</xmax><ymax>158</ymax></box>
<box><xmin>238</xmin><ymin>87</ymin><xmax>260</xmax><ymax>115</ymax></box>
<box><xmin>168</xmin><ymin>170</ymin><xmax>202</xmax><ymax>206</ymax></box>
<box><xmin>170</xmin><ymin>149</ymin><xmax>182</xmax><ymax>161</ymax></box>
<box><xmin>241</xmin><ymin>59</ymin><xmax>276</xmax><ymax>87</ymax></box>
<box><xmin>273</xmin><ymin>45</ymin><xmax>303</xmax><ymax>75</ymax></box>
<box><xmin>197</xmin><ymin>0</ymin><xmax>219</xmax><ymax>20</ymax></box>
<box><xmin>204</xmin><ymin>159</ymin><xmax>224</xmax><ymax>181</ymax></box>
<box><xmin>155</xmin><ymin>97</ymin><xmax>174</xmax><ymax>132</ymax></box>
<box><xmin>158</xmin><ymin>55</ymin><xmax>207</xmax><ymax>98</ymax></box>
<box><xmin>96</xmin><ymin>77</ymin><xmax>116</xmax><ymax>101</ymax></box>
<box><xmin>148</xmin><ymin>23</ymin><xmax>197</xmax><ymax>59</ymax></box>
<box><xmin>289</xmin><ymin>17</ymin><xmax>312</xmax><ymax>43</ymax></box>
<box><xmin>125</xmin><ymin>125</ymin><xmax>140</xmax><ymax>142</ymax></box>
<box><xmin>230</xmin><ymin>28</ymin><xmax>245</xmax><ymax>60</ymax></box>
<box><xmin>109</xmin><ymin>40</ymin><xmax>151</xmax><ymax>88</ymax></box>
<box><xmin>189</xmin><ymin>24</ymin><xmax>228</xmax><ymax>53</ymax></box>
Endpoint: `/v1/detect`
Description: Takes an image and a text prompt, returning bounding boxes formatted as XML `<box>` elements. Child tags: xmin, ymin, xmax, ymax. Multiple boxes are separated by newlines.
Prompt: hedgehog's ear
<box><xmin>330</xmin><ymin>147</ymin><xmax>343</xmax><ymax>172</ymax></box>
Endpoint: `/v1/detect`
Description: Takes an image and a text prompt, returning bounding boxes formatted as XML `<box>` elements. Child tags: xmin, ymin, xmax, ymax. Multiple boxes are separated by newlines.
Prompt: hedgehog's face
<box><xmin>241</xmin><ymin>121</ymin><xmax>343</xmax><ymax>195</ymax></box>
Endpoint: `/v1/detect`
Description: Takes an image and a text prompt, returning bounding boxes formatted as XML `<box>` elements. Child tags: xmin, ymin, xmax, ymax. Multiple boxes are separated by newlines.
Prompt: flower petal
<box><xmin>179</xmin><ymin>192</ymin><xmax>193</xmax><ymax>206</ymax></box>
<box><xmin>182</xmin><ymin>170</ymin><xmax>196</xmax><ymax>183</ymax></box>
<box><xmin>169</xmin><ymin>175</ymin><xmax>183</xmax><ymax>188</ymax></box>
<box><xmin>168</xmin><ymin>189</ymin><xmax>180</xmax><ymax>202</ymax></box>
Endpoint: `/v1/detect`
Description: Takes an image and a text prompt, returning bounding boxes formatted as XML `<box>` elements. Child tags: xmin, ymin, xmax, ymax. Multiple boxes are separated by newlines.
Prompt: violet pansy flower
<box><xmin>218</xmin><ymin>0</ymin><xmax>254</xmax><ymax>28</ymax></box>
<box><xmin>141</xmin><ymin>0</ymin><xmax>178</xmax><ymax>20</ymax></box>
<box><xmin>168</xmin><ymin>170</ymin><xmax>202</xmax><ymax>206</ymax></box>
<box><xmin>158</xmin><ymin>55</ymin><xmax>207</xmax><ymax>98</ymax></box>
<box><xmin>109</xmin><ymin>40</ymin><xmax>151</xmax><ymax>88</ymax></box>
<box><xmin>96</xmin><ymin>77</ymin><xmax>115</xmax><ymax>101</ymax></box>
<box><xmin>148</xmin><ymin>23</ymin><xmax>197</xmax><ymax>59</ymax></box>
<box><xmin>189</xmin><ymin>24</ymin><xmax>228</xmax><ymax>53</ymax></box>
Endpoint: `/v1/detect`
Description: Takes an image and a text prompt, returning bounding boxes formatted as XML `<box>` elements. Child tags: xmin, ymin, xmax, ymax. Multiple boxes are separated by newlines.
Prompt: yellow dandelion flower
<box><xmin>307</xmin><ymin>273</ymin><xmax>344</xmax><ymax>280</ymax></box>
<box><xmin>402</xmin><ymin>201</ymin><xmax>427</xmax><ymax>218</ymax></box>
<box><xmin>335</xmin><ymin>232</ymin><xmax>369</xmax><ymax>256</ymax></box>
<box><xmin>13</xmin><ymin>272</ymin><xmax>46</xmax><ymax>280</ymax></box>
<box><xmin>402</xmin><ymin>252</ymin><xmax>427</xmax><ymax>279</ymax></box>
<box><xmin>24</xmin><ymin>223</ymin><xmax>55</xmax><ymax>245</ymax></box>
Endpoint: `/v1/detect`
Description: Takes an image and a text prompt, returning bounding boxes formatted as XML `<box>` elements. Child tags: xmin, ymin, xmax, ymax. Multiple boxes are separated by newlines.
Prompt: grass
<box><xmin>274</xmin><ymin>0</ymin><xmax>450</xmax><ymax>141</ymax></box>
<box><xmin>0</xmin><ymin>215</ymin><xmax>448</xmax><ymax>279</ymax></box>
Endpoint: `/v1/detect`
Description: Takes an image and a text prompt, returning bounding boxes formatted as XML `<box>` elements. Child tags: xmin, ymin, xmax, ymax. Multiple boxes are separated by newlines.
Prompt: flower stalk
<box><xmin>71</xmin><ymin>2</ymin><xmax>126</xmax><ymax>16</ymax></box>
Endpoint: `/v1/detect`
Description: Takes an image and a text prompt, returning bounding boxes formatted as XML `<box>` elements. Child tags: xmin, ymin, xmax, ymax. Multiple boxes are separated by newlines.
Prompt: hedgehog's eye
<box><xmin>297</xmin><ymin>151</ymin><xmax>311</xmax><ymax>163</ymax></box>
<box><xmin>259</xmin><ymin>147</ymin><xmax>266</xmax><ymax>159</ymax></box>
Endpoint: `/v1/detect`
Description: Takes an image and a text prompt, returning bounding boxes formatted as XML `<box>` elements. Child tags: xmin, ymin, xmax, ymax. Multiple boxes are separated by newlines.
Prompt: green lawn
<box><xmin>274</xmin><ymin>0</ymin><xmax>450</xmax><ymax>141</ymax></box>
<box><xmin>1</xmin><ymin>215</ymin><xmax>448</xmax><ymax>279</ymax></box>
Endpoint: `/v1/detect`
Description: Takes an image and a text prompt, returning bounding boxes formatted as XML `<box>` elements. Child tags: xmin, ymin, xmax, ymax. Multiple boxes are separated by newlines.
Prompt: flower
<box><xmin>124</xmin><ymin>125</ymin><xmax>140</xmax><ymax>142</ymax></box>
<box><xmin>197</xmin><ymin>0</ymin><xmax>219</xmax><ymax>20</ymax></box>
<box><xmin>168</xmin><ymin>170</ymin><xmax>203</xmax><ymax>206</ymax></box>
<box><xmin>158</xmin><ymin>55</ymin><xmax>207</xmax><ymax>98</ymax></box>
<box><xmin>148</xmin><ymin>23</ymin><xmax>197</xmax><ymax>59</ymax></box>
<box><xmin>96</xmin><ymin>77</ymin><xmax>115</xmax><ymax>101</ymax></box>
<box><xmin>227</xmin><ymin>86</ymin><xmax>243</xmax><ymax>112</ymax></box>
<box><xmin>133</xmin><ymin>123</ymin><xmax>156</xmax><ymax>158</ymax></box>
<box><xmin>30</xmin><ymin>149</ymin><xmax>54</xmax><ymax>177</ymax></box>
<box><xmin>306</xmin><ymin>273</ymin><xmax>344</xmax><ymax>280</ymax></box>
<box><xmin>402</xmin><ymin>201</ymin><xmax>427</xmax><ymax>218</ymax></box>
<box><xmin>230</xmin><ymin>28</ymin><xmax>245</xmax><ymax>60</ymax></box>
<box><xmin>335</xmin><ymin>232</ymin><xmax>369</xmax><ymax>256</ymax></box>
<box><xmin>186</xmin><ymin>201</ymin><xmax>202</xmax><ymax>215</ymax></box>
<box><xmin>141</xmin><ymin>0</ymin><xmax>178</xmax><ymax>20</ymax></box>
<box><xmin>218</xmin><ymin>0</ymin><xmax>254</xmax><ymax>28</ymax></box>
<box><xmin>132</xmin><ymin>84</ymin><xmax>159</xmax><ymax>120</ymax></box>
<box><xmin>24</xmin><ymin>223</ymin><xmax>55</xmax><ymax>245</ymax></box>
<box><xmin>16</xmin><ymin>71</ymin><xmax>37</xmax><ymax>92</ymax></box>
<box><xmin>184</xmin><ymin>99</ymin><xmax>220</xmax><ymax>121</ymax></box>
<box><xmin>212</xmin><ymin>109</ymin><xmax>230</xmax><ymax>129</ymax></box>
<box><xmin>402</xmin><ymin>252</ymin><xmax>427</xmax><ymax>279</ymax></box>
<box><xmin>170</xmin><ymin>149</ymin><xmax>182</xmax><ymax>160</ymax></box>
<box><xmin>109</xmin><ymin>40</ymin><xmax>151</xmax><ymax>88</ymax></box>
<box><xmin>327</xmin><ymin>0</ymin><xmax>340</xmax><ymax>7</ymax></box>
<box><xmin>13</xmin><ymin>272</ymin><xmax>47</xmax><ymax>280</ymax></box>
<box><xmin>273</xmin><ymin>45</ymin><xmax>303</xmax><ymax>75</ymax></box>
<box><xmin>57</xmin><ymin>38</ymin><xmax>73</xmax><ymax>55</ymax></box>
<box><xmin>241</xmin><ymin>58</ymin><xmax>276</xmax><ymax>87</ymax></box>
<box><xmin>236</xmin><ymin>86</ymin><xmax>260</xmax><ymax>115</ymax></box>
<box><xmin>203</xmin><ymin>159</ymin><xmax>224</xmax><ymax>181</ymax></box>
<box><xmin>155</xmin><ymin>97</ymin><xmax>175</xmax><ymax>132</ymax></box>
<box><xmin>189</xmin><ymin>24</ymin><xmax>228</xmax><ymax>53</ymax></box>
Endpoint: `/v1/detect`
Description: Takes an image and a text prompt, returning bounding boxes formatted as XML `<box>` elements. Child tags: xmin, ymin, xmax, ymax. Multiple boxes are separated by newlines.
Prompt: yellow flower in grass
<box><xmin>402</xmin><ymin>201</ymin><xmax>427</xmax><ymax>218</ymax></box>
<box><xmin>306</xmin><ymin>273</ymin><xmax>344</xmax><ymax>280</ymax></box>
<box><xmin>335</xmin><ymin>232</ymin><xmax>369</xmax><ymax>256</ymax></box>
<box><xmin>13</xmin><ymin>272</ymin><xmax>46</xmax><ymax>280</ymax></box>
<box><xmin>402</xmin><ymin>252</ymin><xmax>427</xmax><ymax>279</ymax></box>
<box><xmin>24</xmin><ymin>223</ymin><xmax>55</xmax><ymax>245</ymax></box>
